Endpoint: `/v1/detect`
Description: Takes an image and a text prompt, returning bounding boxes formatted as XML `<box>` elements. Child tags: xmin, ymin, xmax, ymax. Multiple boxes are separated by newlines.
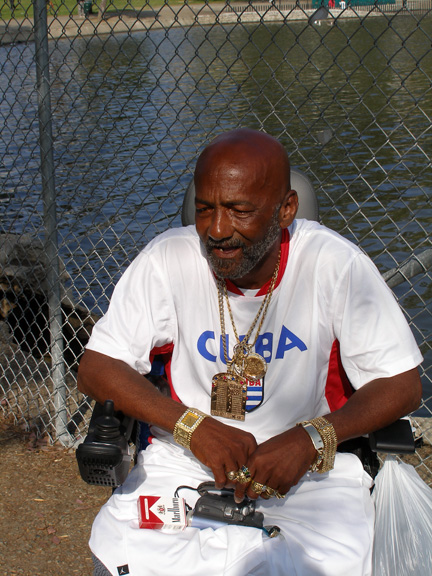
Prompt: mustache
<box><xmin>206</xmin><ymin>238</ymin><xmax>246</xmax><ymax>250</ymax></box>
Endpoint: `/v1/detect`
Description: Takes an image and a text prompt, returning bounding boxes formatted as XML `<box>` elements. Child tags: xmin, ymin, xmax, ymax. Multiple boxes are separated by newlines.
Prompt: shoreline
<box><xmin>1</xmin><ymin>4</ymin><xmax>391</xmax><ymax>45</ymax></box>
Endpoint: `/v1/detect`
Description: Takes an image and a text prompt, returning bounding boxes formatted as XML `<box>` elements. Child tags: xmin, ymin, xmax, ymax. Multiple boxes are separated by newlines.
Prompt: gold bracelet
<box><xmin>297</xmin><ymin>421</ymin><xmax>325</xmax><ymax>471</ymax></box>
<box><xmin>173</xmin><ymin>408</ymin><xmax>208</xmax><ymax>450</ymax></box>
<box><xmin>297</xmin><ymin>417</ymin><xmax>337</xmax><ymax>473</ymax></box>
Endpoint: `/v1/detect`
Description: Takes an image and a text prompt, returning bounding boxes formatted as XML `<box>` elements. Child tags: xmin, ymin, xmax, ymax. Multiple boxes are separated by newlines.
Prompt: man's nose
<box><xmin>208</xmin><ymin>208</ymin><xmax>233</xmax><ymax>241</ymax></box>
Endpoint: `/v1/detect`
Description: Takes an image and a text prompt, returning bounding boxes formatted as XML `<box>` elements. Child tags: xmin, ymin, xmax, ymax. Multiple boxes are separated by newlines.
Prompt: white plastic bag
<box><xmin>372</xmin><ymin>455</ymin><xmax>432</xmax><ymax>576</ymax></box>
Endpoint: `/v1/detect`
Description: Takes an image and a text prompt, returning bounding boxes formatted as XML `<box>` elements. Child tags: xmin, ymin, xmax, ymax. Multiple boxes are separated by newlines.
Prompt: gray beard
<box><xmin>204</xmin><ymin>210</ymin><xmax>281</xmax><ymax>280</ymax></box>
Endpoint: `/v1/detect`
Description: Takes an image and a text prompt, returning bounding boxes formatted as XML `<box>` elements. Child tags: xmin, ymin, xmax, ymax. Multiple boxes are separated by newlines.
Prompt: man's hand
<box><xmin>190</xmin><ymin>418</ymin><xmax>258</xmax><ymax>489</ymax></box>
<box><xmin>232</xmin><ymin>426</ymin><xmax>317</xmax><ymax>503</ymax></box>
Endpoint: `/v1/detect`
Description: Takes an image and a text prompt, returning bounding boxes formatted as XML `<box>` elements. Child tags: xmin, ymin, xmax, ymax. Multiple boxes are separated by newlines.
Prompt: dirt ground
<box><xmin>0</xmin><ymin>415</ymin><xmax>111</xmax><ymax>576</ymax></box>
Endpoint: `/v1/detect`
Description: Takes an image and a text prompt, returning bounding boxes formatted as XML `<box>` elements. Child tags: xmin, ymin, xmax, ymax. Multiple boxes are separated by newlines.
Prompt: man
<box><xmin>78</xmin><ymin>128</ymin><xmax>422</xmax><ymax>576</ymax></box>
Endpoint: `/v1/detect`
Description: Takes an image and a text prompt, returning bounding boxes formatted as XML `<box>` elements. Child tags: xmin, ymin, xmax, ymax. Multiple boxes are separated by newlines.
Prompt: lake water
<box><xmin>1</xmin><ymin>13</ymin><xmax>431</xmax><ymax>409</ymax></box>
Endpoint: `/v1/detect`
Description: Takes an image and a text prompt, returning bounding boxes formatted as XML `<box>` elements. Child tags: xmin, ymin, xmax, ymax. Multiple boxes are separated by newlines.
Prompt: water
<box><xmin>0</xmin><ymin>13</ymin><xmax>431</xmax><ymax>409</ymax></box>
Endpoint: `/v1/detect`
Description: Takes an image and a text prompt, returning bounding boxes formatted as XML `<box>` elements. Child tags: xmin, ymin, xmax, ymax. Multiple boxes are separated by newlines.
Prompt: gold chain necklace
<box><xmin>210</xmin><ymin>251</ymin><xmax>281</xmax><ymax>422</ymax></box>
<box><xmin>217</xmin><ymin>250</ymin><xmax>281</xmax><ymax>381</ymax></box>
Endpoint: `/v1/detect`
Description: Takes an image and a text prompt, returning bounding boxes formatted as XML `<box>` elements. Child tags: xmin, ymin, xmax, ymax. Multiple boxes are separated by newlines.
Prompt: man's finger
<box><xmin>214</xmin><ymin>458</ymin><xmax>242</xmax><ymax>489</ymax></box>
<box><xmin>234</xmin><ymin>480</ymin><xmax>250</xmax><ymax>503</ymax></box>
<box><xmin>213</xmin><ymin>467</ymin><xmax>230</xmax><ymax>489</ymax></box>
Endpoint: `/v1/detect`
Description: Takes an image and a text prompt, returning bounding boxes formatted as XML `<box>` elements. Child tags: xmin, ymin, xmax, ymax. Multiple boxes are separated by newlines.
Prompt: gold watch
<box><xmin>173</xmin><ymin>408</ymin><xmax>208</xmax><ymax>450</ymax></box>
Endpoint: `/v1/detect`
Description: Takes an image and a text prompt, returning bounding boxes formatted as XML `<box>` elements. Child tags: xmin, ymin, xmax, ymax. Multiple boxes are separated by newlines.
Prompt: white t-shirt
<box><xmin>87</xmin><ymin>219</ymin><xmax>422</xmax><ymax>445</ymax></box>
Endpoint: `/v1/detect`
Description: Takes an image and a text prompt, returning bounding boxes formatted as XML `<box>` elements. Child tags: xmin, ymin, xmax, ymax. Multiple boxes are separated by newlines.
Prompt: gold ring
<box><xmin>240</xmin><ymin>465</ymin><xmax>251</xmax><ymax>478</ymax></box>
<box><xmin>263</xmin><ymin>486</ymin><xmax>285</xmax><ymax>499</ymax></box>
<box><xmin>236</xmin><ymin>471</ymin><xmax>251</xmax><ymax>484</ymax></box>
<box><xmin>226</xmin><ymin>470</ymin><xmax>238</xmax><ymax>481</ymax></box>
<box><xmin>250</xmin><ymin>480</ymin><xmax>266</xmax><ymax>495</ymax></box>
<box><xmin>234</xmin><ymin>466</ymin><xmax>252</xmax><ymax>484</ymax></box>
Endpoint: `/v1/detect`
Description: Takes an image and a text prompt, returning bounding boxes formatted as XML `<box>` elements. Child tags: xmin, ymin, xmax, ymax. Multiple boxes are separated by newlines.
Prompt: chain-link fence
<box><xmin>1</xmin><ymin>0</ymin><xmax>431</xmax><ymax>480</ymax></box>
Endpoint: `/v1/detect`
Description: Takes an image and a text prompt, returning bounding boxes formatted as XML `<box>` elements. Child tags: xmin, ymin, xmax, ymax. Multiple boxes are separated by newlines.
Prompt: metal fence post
<box><xmin>33</xmin><ymin>0</ymin><xmax>68</xmax><ymax>445</ymax></box>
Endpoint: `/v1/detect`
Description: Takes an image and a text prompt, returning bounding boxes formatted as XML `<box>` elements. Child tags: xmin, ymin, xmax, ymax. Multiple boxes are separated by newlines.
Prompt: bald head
<box><xmin>195</xmin><ymin>128</ymin><xmax>291</xmax><ymax>203</ymax></box>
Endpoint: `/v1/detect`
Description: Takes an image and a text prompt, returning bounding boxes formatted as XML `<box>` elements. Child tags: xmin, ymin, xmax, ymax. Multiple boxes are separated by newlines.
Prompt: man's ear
<box><xmin>279</xmin><ymin>190</ymin><xmax>298</xmax><ymax>228</ymax></box>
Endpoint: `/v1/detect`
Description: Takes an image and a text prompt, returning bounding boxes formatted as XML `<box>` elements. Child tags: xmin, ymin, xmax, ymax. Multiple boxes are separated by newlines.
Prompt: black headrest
<box><xmin>181</xmin><ymin>167</ymin><xmax>319</xmax><ymax>226</ymax></box>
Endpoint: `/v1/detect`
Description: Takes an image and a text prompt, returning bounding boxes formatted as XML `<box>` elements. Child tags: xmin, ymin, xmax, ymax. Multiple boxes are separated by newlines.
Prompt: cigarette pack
<box><xmin>138</xmin><ymin>496</ymin><xmax>187</xmax><ymax>530</ymax></box>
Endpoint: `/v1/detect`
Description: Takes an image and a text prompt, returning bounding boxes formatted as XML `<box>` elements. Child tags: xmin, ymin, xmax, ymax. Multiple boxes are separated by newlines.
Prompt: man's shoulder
<box><xmin>126</xmin><ymin>226</ymin><xmax>202</xmax><ymax>278</ymax></box>
<box><xmin>149</xmin><ymin>224</ymin><xmax>198</xmax><ymax>243</ymax></box>
<box><xmin>144</xmin><ymin>225</ymin><xmax>199</xmax><ymax>254</ymax></box>
<box><xmin>290</xmin><ymin>220</ymin><xmax>385</xmax><ymax>297</ymax></box>
<box><xmin>291</xmin><ymin>219</ymin><xmax>362</xmax><ymax>255</ymax></box>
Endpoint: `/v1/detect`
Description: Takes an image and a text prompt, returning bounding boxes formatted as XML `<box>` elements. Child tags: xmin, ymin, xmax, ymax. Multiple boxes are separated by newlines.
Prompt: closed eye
<box><xmin>195</xmin><ymin>205</ymin><xmax>211</xmax><ymax>215</ymax></box>
<box><xmin>232</xmin><ymin>207</ymin><xmax>253</xmax><ymax>215</ymax></box>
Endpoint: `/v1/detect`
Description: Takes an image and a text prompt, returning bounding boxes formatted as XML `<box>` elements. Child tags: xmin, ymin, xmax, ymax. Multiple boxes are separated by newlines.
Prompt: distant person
<box><xmin>77</xmin><ymin>0</ymin><xmax>84</xmax><ymax>17</ymax></box>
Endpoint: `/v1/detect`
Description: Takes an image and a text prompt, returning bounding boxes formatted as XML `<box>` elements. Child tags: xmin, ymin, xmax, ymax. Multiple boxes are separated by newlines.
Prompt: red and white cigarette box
<box><xmin>138</xmin><ymin>496</ymin><xmax>187</xmax><ymax>530</ymax></box>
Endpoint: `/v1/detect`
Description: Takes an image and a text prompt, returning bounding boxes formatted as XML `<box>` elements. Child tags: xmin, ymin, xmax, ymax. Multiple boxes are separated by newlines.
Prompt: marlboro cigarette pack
<box><xmin>138</xmin><ymin>496</ymin><xmax>187</xmax><ymax>530</ymax></box>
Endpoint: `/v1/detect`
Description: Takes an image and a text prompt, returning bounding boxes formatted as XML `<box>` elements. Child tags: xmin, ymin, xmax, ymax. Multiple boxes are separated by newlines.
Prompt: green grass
<box><xmin>1</xmin><ymin>0</ymin><xmax>212</xmax><ymax>21</ymax></box>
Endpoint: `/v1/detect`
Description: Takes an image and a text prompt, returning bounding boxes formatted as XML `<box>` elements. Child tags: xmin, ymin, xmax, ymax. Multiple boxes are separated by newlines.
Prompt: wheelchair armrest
<box><xmin>338</xmin><ymin>418</ymin><xmax>415</xmax><ymax>479</ymax></box>
<box><xmin>368</xmin><ymin>418</ymin><xmax>415</xmax><ymax>454</ymax></box>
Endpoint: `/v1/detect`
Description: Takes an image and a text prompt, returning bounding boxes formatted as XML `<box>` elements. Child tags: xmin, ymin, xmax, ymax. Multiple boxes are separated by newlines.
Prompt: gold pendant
<box><xmin>231</xmin><ymin>343</ymin><xmax>267</xmax><ymax>382</ymax></box>
<box><xmin>211</xmin><ymin>372</ymin><xmax>247</xmax><ymax>421</ymax></box>
<box><xmin>241</xmin><ymin>352</ymin><xmax>267</xmax><ymax>382</ymax></box>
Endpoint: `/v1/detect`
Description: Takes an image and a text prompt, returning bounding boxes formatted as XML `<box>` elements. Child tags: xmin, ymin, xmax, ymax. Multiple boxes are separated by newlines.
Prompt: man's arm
<box><xmin>78</xmin><ymin>349</ymin><xmax>258</xmax><ymax>487</ymax></box>
<box><xmin>235</xmin><ymin>367</ymin><xmax>422</xmax><ymax>502</ymax></box>
<box><xmin>323</xmin><ymin>367</ymin><xmax>422</xmax><ymax>443</ymax></box>
<box><xmin>78</xmin><ymin>349</ymin><xmax>187</xmax><ymax>430</ymax></box>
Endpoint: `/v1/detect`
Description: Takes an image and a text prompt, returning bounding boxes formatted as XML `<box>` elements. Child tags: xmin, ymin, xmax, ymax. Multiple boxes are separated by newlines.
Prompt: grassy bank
<box><xmin>1</xmin><ymin>0</ymin><xmax>211</xmax><ymax>20</ymax></box>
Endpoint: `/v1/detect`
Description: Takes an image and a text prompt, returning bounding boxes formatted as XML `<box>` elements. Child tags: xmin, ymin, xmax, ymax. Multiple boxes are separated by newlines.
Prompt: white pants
<box><xmin>90</xmin><ymin>440</ymin><xmax>374</xmax><ymax>576</ymax></box>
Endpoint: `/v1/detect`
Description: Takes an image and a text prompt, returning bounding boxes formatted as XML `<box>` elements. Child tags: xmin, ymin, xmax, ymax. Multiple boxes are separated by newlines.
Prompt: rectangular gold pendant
<box><xmin>211</xmin><ymin>372</ymin><xmax>247</xmax><ymax>421</ymax></box>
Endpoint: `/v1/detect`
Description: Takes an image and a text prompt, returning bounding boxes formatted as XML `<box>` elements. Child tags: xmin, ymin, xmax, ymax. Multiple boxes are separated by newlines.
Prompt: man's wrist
<box><xmin>173</xmin><ymin>408</ymin><xmax>208</xmax><ymax>450</ymax></box>
<box><xmin>297</xmin><ymin>417</ymin><xmax>337</xmax><ymax>473</ymax></box>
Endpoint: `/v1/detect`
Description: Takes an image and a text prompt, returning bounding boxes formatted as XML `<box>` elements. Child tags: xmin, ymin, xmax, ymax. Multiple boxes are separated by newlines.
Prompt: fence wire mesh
<box><xmin>0</xmin><ymin>0</ymin><xmax>431</xmax><ymax>481</ymax></box>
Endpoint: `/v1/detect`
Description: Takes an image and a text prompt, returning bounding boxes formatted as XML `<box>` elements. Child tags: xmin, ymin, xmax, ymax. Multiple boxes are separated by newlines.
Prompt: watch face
<box><xmin>183</xmin><ymin>412</ymin><xmax>200</xmax><ymax>428</ymax></box>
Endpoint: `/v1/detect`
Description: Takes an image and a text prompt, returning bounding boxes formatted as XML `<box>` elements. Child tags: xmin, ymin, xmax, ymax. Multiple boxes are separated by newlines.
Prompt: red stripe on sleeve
<box><xmin>325</xmin><ymin>339</ymin><xmax>354</xmax><ymax>412</ymax></box>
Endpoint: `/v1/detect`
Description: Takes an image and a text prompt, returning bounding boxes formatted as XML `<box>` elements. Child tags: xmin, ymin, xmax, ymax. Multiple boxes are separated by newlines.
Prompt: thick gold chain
<box><xmin>217</xmin><ymin>250</ymin><xmax>281</xmax><ymax>368</ymax></box>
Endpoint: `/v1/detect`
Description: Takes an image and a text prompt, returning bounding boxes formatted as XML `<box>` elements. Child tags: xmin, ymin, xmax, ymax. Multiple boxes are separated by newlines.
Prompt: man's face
<box><xmin>201</xmin><ymin>207</ymin><xmax>281</xmax><ymax>280</ymax></box>
<box><xmin>194</xmin><ymin>166</ymin><xmax>283</xmax><ymax>283</ymax></box>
